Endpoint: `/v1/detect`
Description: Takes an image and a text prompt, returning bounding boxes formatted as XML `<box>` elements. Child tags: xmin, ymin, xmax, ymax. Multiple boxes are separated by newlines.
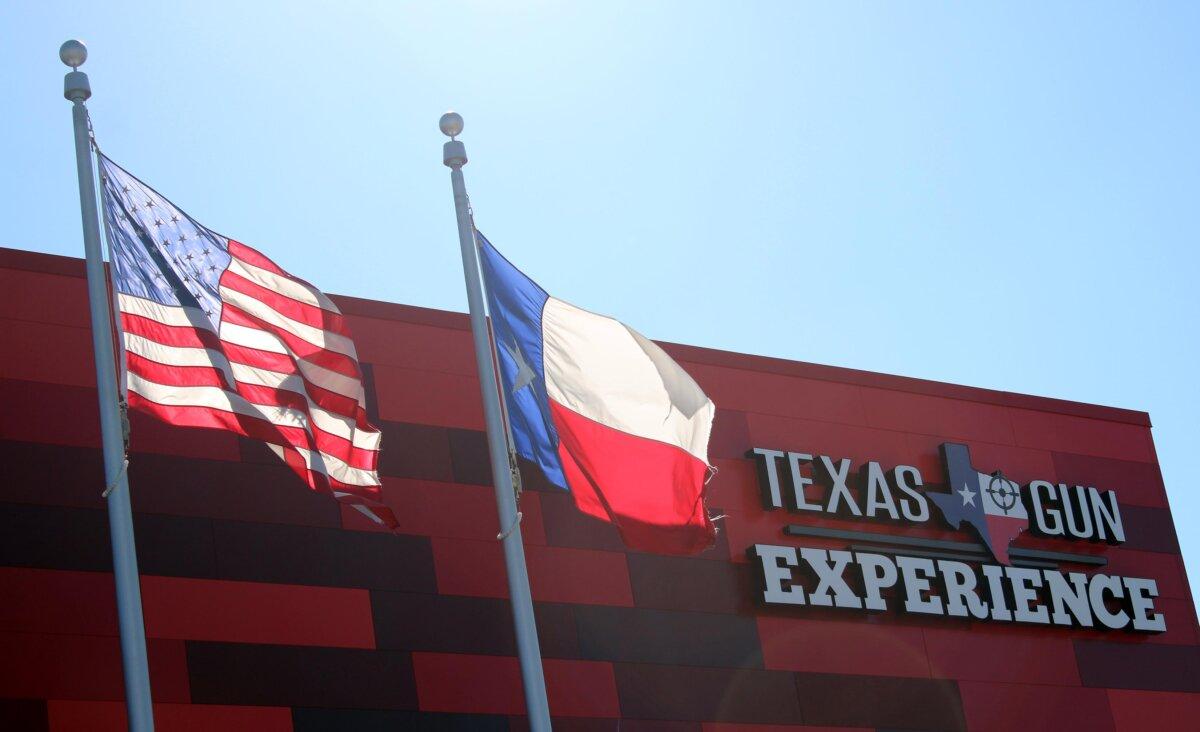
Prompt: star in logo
<box><xmin>499</xmin><ymin>339</ymin><xmax>536</xmax><ymax>394</ymax></box>
<box><xmin>957</xmin><ymin>483</ymin><xmax>976</xmax><ymax>507</ymax></box>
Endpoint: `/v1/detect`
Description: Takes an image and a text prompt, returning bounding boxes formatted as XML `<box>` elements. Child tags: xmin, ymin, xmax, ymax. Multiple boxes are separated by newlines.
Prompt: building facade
<box><xmin>0</xmin><ymin>245</ymin><xmax>1196</xmax><ymax>730</ymax></box>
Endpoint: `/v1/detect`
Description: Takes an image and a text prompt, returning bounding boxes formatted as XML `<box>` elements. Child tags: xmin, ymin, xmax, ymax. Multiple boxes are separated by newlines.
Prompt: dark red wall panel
<box><xmin>0</xmin><ymin>632</ymin><xmax>189</xmax><ymax>703</ymax></box>
<box><xmin>1105</xmin><ymin>688</ymin><xmax>1200</xmax><ymax>732</ymax></box>
<box><xmin>958</xmin><ymin>682</ymin><xmax>1115</xmax><ymax>732</ymax></box>
<box><xmin>757</xmin><ymin>616</ymin><xmax>930</xmax><ymax>678</ymax></box>
<box><xmin>46</xmin><ymin>700</ymin><xmax>294</xmax><ymax>732</ymax></box>
<box><xmin>412</xmin><ymin>652</ymin><xmax>619</xmax><ymax>718</ymax></box>
<box><xmin>141</xmin><ymin>575</ymin><xmax>376</xmax><ymax>648</ymax></box>
<box><xmin>923</xmin><ymin>626</ymin><xmax>1081</xmax><ymax>685</ymax></box>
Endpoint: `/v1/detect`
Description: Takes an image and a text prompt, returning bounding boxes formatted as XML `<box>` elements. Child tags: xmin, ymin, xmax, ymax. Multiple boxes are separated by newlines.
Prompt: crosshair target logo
<box><xmin>985</xmin><ymin>472</ymin><xmax>1020</xmax><ymax>515</ymax></box>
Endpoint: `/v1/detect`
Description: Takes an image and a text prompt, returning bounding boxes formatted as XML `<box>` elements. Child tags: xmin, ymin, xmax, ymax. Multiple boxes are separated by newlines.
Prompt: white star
<box><xmin>958</xmin><ymin>483</ymin><xmax>977</xmax><ymax>507</ymax></box>
<box><xmin>500</xmin><ymin>339</ymin><xmax>536</xmax><ymax>394</ymax></box>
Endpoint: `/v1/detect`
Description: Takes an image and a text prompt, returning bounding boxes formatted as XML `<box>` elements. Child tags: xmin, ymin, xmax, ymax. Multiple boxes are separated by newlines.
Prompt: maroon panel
<box><xmin>373</xmin><ymin>364</ymin><xmax>484</xmax><ymax>428</ymax></box>
<box><xmin>378</xmin><ymin>477</ymin><xmax>546</xmax><ymax>545</ymax></box>
<box><xmin>1051</xmin><ymin>451</ymin><xmax>1168</xmax><ymax>508</ymax></box>
<box><xmin>0</xmin><ymin>698</ymin><xmax>47</xmax><ymax>732</ymax></box>
<box><xmin>1074</xmin><ymin>640</ymin><xmax>1200</xmax><ymax>692</ymax></box>
<box><xmin>331</xmin><ymin>295</ymin><xmax>470</xmax><ymax>333</ymax></box>
<box><xmin>0</xmin><ymin>380</ymin><xmax>242</xmax><ymax>462</ymax></box>
<box><xmin>1100</xmin><ymin>548</ymin><xmax>1189</xmax><ymax>599</ymax></box>
<box><xmin>793</xmin><ymin>672</ymin><xmax>966</xmax><ymax>730</ymax></box>
<box><xmin>0</xmin><ymin>266</ymin><xmax>90</xmax><ymax>327</ymax></box>
<box><xmin>371</xmin><ymin>591</ymin><xmax>579</xmax><ymax>659</ymax></box>
<box><xmin>612</xmin><ymin>663</ymin><xmax>802</xmax><ymax>724</ymax></box>
<box><xmin>924</xmin><ymin>626</ymin><xmax>1080</xmax><ymax>685</ymax></box>
<box><xmin>897</xmin><ymin>432</ymin><xmax>1064</xmax><ymax>493</ymax></box>
<box><xmin>0</xmin><ymin>378</ymin><xmax>100</xmax><ymax>448</ymax></box>
<box><xmin>1106</xmin><ymin>689</ymin><xmax>1200</xmax><ymax>732</ymax></box>
<box><xmin>432</xmin><ymin>537</ymin><xmax>634</xmax><ymax>606</ymax></box>
<box><xmin>708</xmin><ymin>409</ymin><xmax>751</xmax><ymax>461</ymax></box>
<box><xmin>744</xmin><ymin>412</ymin><xmax>912</xmax><ymax>472</ymax></box>
<box><xmin>1117</xmin><ymin>505</ymin><xmax>1182</xmax><ymax>554</ymax></box>
<box><xmin>126</xmin><ymin>411</ymin><xmax>243</xmax><ymax>462</ymax></box>
<box><xmin>700</xmin><ymin>720</ymin><xmax>868</xmax><ymax>724</ymax></box>
<box><xmin>141</xmin><ymin>575</ymin><xmax>376</xmax><ymax>648</ymax></box>
<box><xmin>0</xmin><ymin>319</ymin><xmax>95</xmax><ymax>387</ymax></box>
<box><xmin>574</xmin><ymin>605</ymin><xmax>763</xmax><ymax>668</ymax></box>
<box><xmin>958</xmin><ymin>682</ymin><xmax>1114</xmax><ymax>732</ymax></box>
<box><xmin>447</xmin><ymin>427</ymin><xmax>493</xmax><ymax>486</ymax></box>
<box><xmin>186</xmin><ymin>641</ymin><xmax>415</xmax><ymax>709</ymax></box>
<box><xmin>621</xmin><ymin>722</ymin><xmax>702</xmax><ymax>732</ymax></box>
<box><xmin>1009</xmin><ymin>408</ymin><xmax>1155</xmax><ymax>463</ymax></box>
<box><xmin>507</xmin><ymin>718</ymin><xmax>619</xmax><ymax>732</ymax></box>
<box><xmin>0</xmin><ymin>441</ymin><xmax>106</xmax><ymax>510</ymax></box>
<box><xmin>127</xmin><ymin>452</ymin><xmax>342</xmax><ymax>527</ymax></box>
<box><xmin>704</xmin><ymin>458</ymin><xmax>763</xmax><ymax>516</ymax></box>
<box><xmin>0</xmin><ymin>567</ymin><xmax>117</xmax><ymax>637</ymax></box>
<box><xmin>627</xmin><ymin>554</ymin><xmax>751</xmax><ymax>614</ymax></box>
<box><xmin>539</xmin><ymin>491</ymin><xmax>625</xmax><ymax>552</ymax></box>
<box><xmin>212</xmin><ymin>519</ymin><xmax>436</xmax><ymax>592</ymax></box>
<box><xmin>682</xmin><ymin>362</ymin><xmax>866</xmax><ymax>426</ymax></box>
<box><xmin>412</xmin><ymin>652</ymin><xmax>618</xmax><ymax>718</ymax></box>
<box><xmin>376</xmin><ymin>421</ymin><xmax>454</xmax><ymax>482</ymax></box>
<box><xmin>45</xmin><ymin>701</ymin><xmax>294</xmax><ymax>732</ymax></box>
<box><xmin>0</xmin><ymin>632</ymin><xmax>189</xmax><ymax>703</ymax></box>
<box><xmin>292</xmin><ymin>707</ymin><xmax>508</xmax><ymax>731</ymax></box>
<box><xmin>757</xmin><ymin>617</ymin><xmax>930</xmax><ymax>678</ymax></box>
<box><xmin>859</xmin><ymin>387</ymin><xmax>1017</xmax><ymax>445</ymax></box>
<box><xmin>339</xmin><ymin>313</ymin><xmax>475</xmax><ymax>375</ymax></box>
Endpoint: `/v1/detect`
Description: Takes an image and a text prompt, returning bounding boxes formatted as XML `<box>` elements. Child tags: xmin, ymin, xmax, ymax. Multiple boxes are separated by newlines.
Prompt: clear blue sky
<box><xmin>4</xmin><ymin>3</ymin><xmax>1198</xmax><ymax>607</ymax></box>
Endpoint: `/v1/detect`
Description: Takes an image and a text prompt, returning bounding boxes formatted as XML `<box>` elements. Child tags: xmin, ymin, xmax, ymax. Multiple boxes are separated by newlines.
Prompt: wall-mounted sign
<box><xmin>746</xmin><ymin>443</ymin><xmax>1165</xmax><ymax>633</ymax></box>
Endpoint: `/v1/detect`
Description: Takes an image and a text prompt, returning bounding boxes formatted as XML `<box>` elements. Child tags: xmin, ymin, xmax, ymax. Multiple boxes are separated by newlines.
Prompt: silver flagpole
<box><xmin>60</xmin><ymin>40</ymin><xmax>156</xmax><ymax>732</ymax></box>
<box><xmin>440</xmin><ymin>112</ymin><xmax>553</xmax><ymax>731</ymax></box>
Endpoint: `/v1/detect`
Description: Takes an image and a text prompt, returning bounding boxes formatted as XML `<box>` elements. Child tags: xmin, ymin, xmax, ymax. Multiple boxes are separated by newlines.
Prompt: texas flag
<box><xmin>930</xmin><ymin>443</ymin><xmax>1030</xmax><ymax>564</ymax></box>
<box><xmin>477</xmin><ymin>232</ymin><xmax>717</xmax><ymax>555</ymax></box>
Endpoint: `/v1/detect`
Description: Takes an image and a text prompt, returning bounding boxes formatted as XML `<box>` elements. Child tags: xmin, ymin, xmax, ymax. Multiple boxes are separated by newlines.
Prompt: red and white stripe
<box><xmin>118</xmin><ymin>239</ymin><xmax>395</xmax><ymax>527</ymax></box>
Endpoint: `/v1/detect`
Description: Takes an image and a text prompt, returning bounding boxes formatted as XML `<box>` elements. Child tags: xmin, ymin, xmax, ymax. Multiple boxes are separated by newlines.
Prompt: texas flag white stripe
<box><xmin>541</xmin><ymin>297</ymin><xmax>714</xmax><ymax>464</ymax></box>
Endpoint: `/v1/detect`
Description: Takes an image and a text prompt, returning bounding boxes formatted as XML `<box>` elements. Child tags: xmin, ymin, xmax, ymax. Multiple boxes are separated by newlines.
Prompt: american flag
<box><xmin>98</xmin><ymin>154</ymin><xmax>396</xmax><ymax>528</ymax></box>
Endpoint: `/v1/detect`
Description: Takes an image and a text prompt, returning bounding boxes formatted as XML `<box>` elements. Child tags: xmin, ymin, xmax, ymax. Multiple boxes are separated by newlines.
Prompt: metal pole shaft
<box><xmin>64</xmin><ymin>48</ymin><xmax>156</xmax><ymax>732</ymax></box>
<box><xmin>444</xmin><ymin>138</ymin><xmax>553</xmax><ymax>731</ymax></box>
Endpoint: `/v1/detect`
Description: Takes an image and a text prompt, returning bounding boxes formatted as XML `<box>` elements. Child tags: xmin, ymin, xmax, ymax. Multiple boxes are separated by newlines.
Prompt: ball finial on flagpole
<box><xmin>440</xmin><ymin>111</ymin><xmax>464</xmax><ymax>140</ymax></box>
<box><xmin>441</xmin><ymin>112</ymin><xmax>467</xmax><ymax>168</ymax></box>
<box><xmin>60</xmin><ymin>39</ymin><xmax>88</xmax><ymax>69</ymax></box>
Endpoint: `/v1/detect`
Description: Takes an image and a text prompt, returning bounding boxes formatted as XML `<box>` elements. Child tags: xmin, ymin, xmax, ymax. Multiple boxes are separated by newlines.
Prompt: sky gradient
<box><xmin>3</xmin><ymin>2</ymin><xmax>1197</xmax><ymax>606</ymax></box>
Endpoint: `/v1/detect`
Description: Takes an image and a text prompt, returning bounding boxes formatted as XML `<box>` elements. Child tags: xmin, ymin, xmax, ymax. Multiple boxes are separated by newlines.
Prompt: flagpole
<box><xmin>61</xmin><ymin>40</ymin><xmax>156</xmax><ymax>732</ymax></box>
<box><xmin>441</xmin><ymin>112</ymin><xmax>553</xmax><ymax>731</ymax></box>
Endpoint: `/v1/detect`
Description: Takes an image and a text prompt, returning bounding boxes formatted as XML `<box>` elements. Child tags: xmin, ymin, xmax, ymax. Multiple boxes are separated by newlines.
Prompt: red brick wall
<box><xmin>1</xmin><ymin>246</ymin><xmax>1196</xmax><ymax>731</ymax></box>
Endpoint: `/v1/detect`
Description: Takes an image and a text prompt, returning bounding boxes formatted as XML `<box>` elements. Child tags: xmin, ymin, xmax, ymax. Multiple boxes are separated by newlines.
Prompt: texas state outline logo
<box><xmin>928</xmin><ymin>443</ymin><xmax>1030</xmax><ymax>564</ymax></box>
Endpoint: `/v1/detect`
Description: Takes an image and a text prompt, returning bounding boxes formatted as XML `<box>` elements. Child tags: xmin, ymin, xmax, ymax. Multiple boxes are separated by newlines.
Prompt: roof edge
<box><xmin>1</xmin><ymin>246</ymin><xmax>1150</xmax><ymax>428</ymax></box>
